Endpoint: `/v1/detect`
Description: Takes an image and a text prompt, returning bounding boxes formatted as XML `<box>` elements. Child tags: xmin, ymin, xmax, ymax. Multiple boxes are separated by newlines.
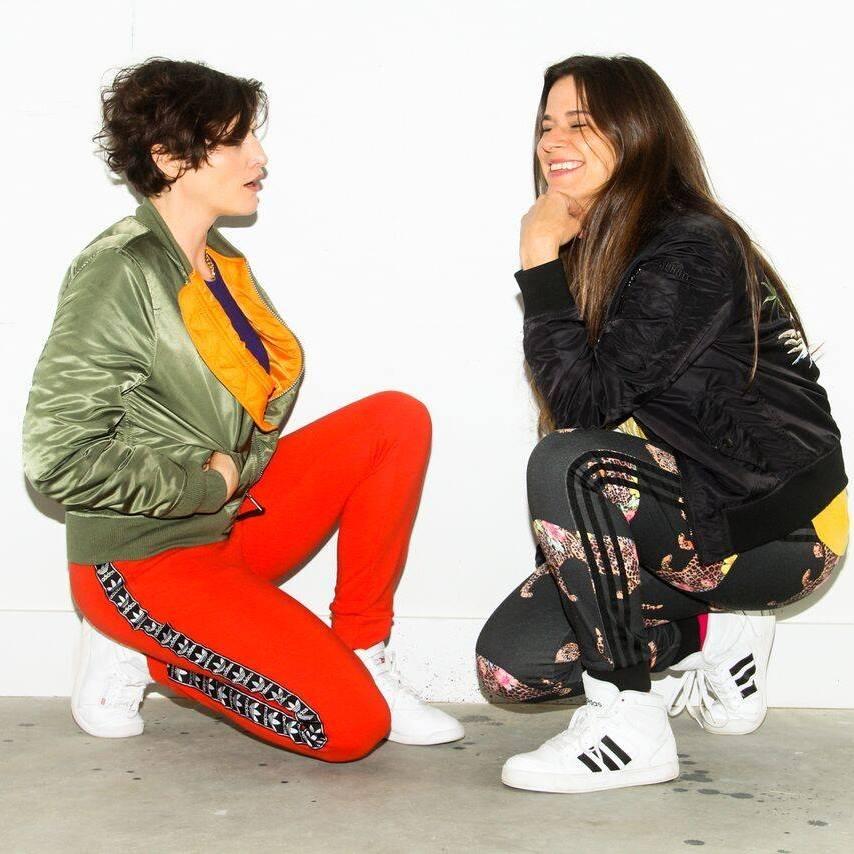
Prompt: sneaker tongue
<box><xmin>581</xmin><ymin>671</ymin><xmax>621</xmax><ymax>709</ymax></box>
<box><xmin>361</xmin><ymin>641</ymin><xmax>387</xmax><ymax>669</ymax></box>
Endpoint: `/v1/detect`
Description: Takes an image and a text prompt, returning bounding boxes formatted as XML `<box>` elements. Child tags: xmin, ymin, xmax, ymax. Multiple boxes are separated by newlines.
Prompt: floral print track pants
<box><xmin>476</xmin><ymin>428</ymin><xmax>840</xmax><ymax>702</ymax></box>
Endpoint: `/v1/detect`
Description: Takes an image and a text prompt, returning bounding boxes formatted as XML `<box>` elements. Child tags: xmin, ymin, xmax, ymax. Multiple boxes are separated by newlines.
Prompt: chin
<box><xmin>222</xmin><ymin>202</ymin><xmax>259</xmax><ymax>218</ymax></box>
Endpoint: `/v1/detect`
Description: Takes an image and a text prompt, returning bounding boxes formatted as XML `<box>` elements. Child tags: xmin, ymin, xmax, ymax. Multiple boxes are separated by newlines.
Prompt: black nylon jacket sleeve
<box><xmin>516</xmin><ymin>223</ymin><xmax>740</xmax><ymax>430</ymax></box>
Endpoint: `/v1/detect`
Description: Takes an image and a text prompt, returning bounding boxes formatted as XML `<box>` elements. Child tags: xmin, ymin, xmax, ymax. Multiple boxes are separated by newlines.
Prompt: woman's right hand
<box><xmin>203</xmin><ymin>451</ymin><xmax>240</xmax><ymax>500</ymax></box>
<box><xmin>519</xmin><ymin>190</ymin><xmax>584</xmax><ymax>269</ymax></box>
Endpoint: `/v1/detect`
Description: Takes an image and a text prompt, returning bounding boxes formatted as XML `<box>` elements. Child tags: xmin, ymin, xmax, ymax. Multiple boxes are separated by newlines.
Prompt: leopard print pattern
<box><xmin>767</xmin><ymin>542</ymin><xmax>840</xmax><ymax>607</ymax></box>
<box><xmin>582</xmin><ymin>456</ymin><xmax>641</xmax><ymax>522</ymax></box>
<box><xmin>533</xmin><ymin>520</ymin><xmax>640</xmax><ymax>595</ymax></box>
<box><xmin>476</xmin><ymin>655</ymin><xmax>577</xmax><ymax>701</ymax></box>
<box><xmin>555</xmin><ymin>642</ymin><xmax>580</xmax><ymax>663</ymax></box>
<box><xmin>658</xmin><ymin>550</ymin><xmax>731</xmax><ymax>592</ymax></box>
<box><xmin>519</xmin><ymin>562</ymin><xmax>551</xmax><ymax>598</ymax></box>
<box><xmin>646</xmin><ymin>444</ymin><xmax>679</xmax><ymax>474</ymax></box>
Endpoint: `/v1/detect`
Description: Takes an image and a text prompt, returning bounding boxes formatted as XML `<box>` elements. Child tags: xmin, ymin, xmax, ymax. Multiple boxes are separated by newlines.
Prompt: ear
<box><xmin>150</xmin><ymin>143</ymin><xmax>183</xmax><ymax>181</ymax></box>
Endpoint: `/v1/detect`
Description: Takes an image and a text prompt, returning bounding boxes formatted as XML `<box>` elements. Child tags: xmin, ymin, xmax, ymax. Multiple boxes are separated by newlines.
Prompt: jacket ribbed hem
<box><xmin>723</xmin><ymin>442</ymin><xmax>848</xmax><ymax>555</ymax></box>
<box><xmin>65</xmin><ymin>509</ymin><xmax>235</xmax><ymax>565</ymax></box>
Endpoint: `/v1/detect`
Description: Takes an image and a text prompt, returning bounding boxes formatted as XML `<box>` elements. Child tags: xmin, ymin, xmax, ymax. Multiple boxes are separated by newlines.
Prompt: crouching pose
<box><xmin>23</xmin><ymin>58</ymin><xmax>463</xmax><ymax>762</ymax></box>
<box><xmin>477</xmin><ymin>54</ymin><xmax>847</xmax><ymax>793</ymax></box>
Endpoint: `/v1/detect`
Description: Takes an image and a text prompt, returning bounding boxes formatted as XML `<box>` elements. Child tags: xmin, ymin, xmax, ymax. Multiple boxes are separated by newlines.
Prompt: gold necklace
<box><xmin>204</xmin><ymin>251</ymin><xmax>216</xmax><ymax>281</ymax></box>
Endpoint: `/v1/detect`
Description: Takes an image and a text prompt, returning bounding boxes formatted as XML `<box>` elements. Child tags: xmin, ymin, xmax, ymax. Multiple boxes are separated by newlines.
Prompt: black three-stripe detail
<box><xmin>578</xmin><ymin>752</ymin><xmax>603</xmax><ymax>772</ymax></box>
<box><xmin>730</xmin><ymin>653</ymin><xmax>758</xmax><ymax>698</ymax></box>
<box><xmin>601</xmin><ymin>735</ymin><xmax>632</xmax><ymax>764</ymax></box>
<box><xmin>564</xmin><ymin>450</ymin><xmax>684</xmax><ymax>670</ymax></box>
<box><xmin>735</xmin><ymin>665</ymin><xmax>756</xmax><ymax>687</ymax></box>
<box><xmin>729</xmin><ymin>654</ymin><xmax>754</xmax><ymax>676</ymax></box>
<box><xmin>576</xmin><ymin>736</ymin><xmax>633</xmax><ymax>772</ymax></box>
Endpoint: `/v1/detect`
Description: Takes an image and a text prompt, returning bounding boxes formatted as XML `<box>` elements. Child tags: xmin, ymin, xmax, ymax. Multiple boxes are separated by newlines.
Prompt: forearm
<box><xmin>24</xmin><ymin>432</ymin><xmax>228</xmax><ymax>517</ymax></box>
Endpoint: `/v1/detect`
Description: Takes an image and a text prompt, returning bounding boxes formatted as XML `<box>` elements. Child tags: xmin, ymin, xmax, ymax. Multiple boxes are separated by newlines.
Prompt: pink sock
<box><xmin>697</xmin><ymin>614</ymin><xmax>709</xmax><ymax>648</ymax></box>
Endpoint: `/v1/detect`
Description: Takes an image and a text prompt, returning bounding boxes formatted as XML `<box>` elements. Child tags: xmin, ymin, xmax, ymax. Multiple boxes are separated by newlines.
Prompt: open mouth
<box><xmin>549</xmin><ymin>161</ymin><xmax>583</xmax><ymax>174</ymax></box>
<box><xmin>244</xmin><ymin>180</ymin><xmax>261</xmax><ymax>190</ymax></box>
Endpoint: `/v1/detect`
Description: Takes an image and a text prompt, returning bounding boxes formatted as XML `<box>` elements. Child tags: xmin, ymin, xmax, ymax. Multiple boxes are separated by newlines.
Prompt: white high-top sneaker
<box><xmin>667</xmin><ymin>612</ymin><xmax>775</xmax><ymax>735</ymax></box>
<box><xmin>71</xmin><ymin>618</ymin><xmax>154</xmax><ymax>738</ymax></box>
<box><xmin>501</xmin><ymin>671</ymin><xmax>679</xmax><ymax>793</ymax></box>
<box><xmin>353</xmin><ymin>642</ymin><xmax>465</xmax><ymax>745</ymax></box>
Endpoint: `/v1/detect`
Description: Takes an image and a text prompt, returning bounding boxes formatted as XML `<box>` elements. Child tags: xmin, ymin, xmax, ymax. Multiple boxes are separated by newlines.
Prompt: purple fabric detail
<box><xmin>204</xmin><ymin>257</ymin><xmax>270</xmax><ymax>373</ymax></box>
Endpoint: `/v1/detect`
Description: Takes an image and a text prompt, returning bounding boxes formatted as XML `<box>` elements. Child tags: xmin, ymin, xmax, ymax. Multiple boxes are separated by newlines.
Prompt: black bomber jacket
<box><xmin>516</xmin><ymin>208</ymin><xmax>847</xmax><ymax>565</ymax></box>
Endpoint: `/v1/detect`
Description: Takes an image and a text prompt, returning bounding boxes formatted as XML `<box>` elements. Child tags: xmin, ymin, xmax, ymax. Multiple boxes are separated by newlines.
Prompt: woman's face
<box><xmin>537</xmin><ymin>76</ymin><xmax>616</xmax><ymax>211</ymax></box>
<box><xmin>153</xmin><ymin>117</ymin><xmax>268</xmax><ymax>217</ymax></box>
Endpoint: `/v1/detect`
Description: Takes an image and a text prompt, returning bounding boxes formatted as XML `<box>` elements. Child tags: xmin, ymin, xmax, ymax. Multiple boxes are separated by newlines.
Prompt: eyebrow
<box><xmin>541</xmin><ymin>110</ymin><xmax>589</xmax><ymax>121</ymax></box>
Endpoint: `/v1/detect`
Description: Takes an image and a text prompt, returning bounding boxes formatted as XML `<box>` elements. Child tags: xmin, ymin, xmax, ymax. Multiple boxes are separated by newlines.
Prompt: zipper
<box><xmin>597</xmin><ymin>263</ymin><xmax>645</xmax><ymax>343</ymax></box>
<box><xmin>619</xmin><ymin>263</ymin><xmax>644</xmax><ymax>304</ymax></box>
<box><xmin>245</xmin><ymin>261</ymin><xmax>306</xmax><ymax>400</ymax></box>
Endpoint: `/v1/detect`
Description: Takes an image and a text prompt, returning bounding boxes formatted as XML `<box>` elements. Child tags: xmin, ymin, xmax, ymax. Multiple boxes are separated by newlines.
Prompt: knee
<box><xmin>365</xmin><ymin>390</ymin><xmax>432</xmax><ymax>442</ymax></box>
<box><xmin>319</xmin><ymin>688</ymin><xmax>391</xmax><ymax>763</ymax></box>
<box><xmin>475</xmin><ymin>652</ymin><xmax>534</xmax><ymax>702</ymax></box>
<box><xmin>475</xmin><ymin>620</ymin><xmax>526</xmax><ymax>701</ymax></box>
<box><xmin>527</xmin><ymin>428</ymin><xmax>614</xmax><ymax>493</ymax></box>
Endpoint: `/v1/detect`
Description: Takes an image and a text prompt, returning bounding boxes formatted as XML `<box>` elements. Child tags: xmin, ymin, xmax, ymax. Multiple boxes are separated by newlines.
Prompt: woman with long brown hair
<box><xmin>476</xmin><ymin>54</ymin><xmax>847</xmax><ymax>793</ymax></box>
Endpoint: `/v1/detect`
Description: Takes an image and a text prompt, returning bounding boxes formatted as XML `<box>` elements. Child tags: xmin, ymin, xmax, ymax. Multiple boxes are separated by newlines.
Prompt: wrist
<box><xmin>520</xmin><ymin>238</ymin><xmax>560</xmax><ymax>270</ymax></box>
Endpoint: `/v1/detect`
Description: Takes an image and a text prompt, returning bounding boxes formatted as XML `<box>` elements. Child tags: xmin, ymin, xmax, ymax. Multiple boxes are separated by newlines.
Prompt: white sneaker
<box><xmin>353</xmin><ymin>642</ymin><xmax>465</xmax><ymax>745</ymax></box>
<box><xmin>667</xmin><ymin>612</ymin><xmax>775</xmax><ymax>735</ymax></box>
<box><xmin>71</xmin><ymin>618</ymin><xmax>154</xmax><ymax>738</ymax></box>
<box><xmin>501</xmin><ymin>671</ymin><xmax>679</xmax><ymax>793</ymax></box>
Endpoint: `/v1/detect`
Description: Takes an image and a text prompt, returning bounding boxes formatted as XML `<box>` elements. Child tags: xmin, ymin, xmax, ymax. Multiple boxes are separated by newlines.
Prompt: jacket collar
<box><xmin>134</xmin><ymin>195</ymin><xmax>246</xmax><ymax>277</ymax></box>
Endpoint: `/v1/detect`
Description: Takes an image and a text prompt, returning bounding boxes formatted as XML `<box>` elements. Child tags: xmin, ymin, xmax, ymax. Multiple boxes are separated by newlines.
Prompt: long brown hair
<box><xmin>527</xmin><ymin>54</ymin><xmax>808</xmax><ymax>435</ymax></box>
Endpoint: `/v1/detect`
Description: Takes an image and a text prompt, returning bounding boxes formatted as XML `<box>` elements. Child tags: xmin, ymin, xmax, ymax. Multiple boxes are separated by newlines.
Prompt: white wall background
<box><xmin>3</xmin><ymin>0</ymin><xmax>851</xmax><ymax>706</ymax></box>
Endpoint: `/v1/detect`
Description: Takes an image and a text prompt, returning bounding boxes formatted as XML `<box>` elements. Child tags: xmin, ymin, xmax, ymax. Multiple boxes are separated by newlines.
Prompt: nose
<box><xmin>248</xmin><ymin>134</ymin><xmax>268</xmax><ymax>167</ymax></box>
<box><xmin>541</xmin><ymin>130</ymin><xmax>571</xmax><ymax>153</ymax></box>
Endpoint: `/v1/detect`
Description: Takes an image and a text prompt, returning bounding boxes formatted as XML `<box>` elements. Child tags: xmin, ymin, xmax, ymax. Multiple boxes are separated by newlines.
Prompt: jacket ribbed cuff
<box><xmin>171</xmin><ymin>465</ymin><xmax>229</xmax><ymax>516</ymax></box>
<box><xmin>515</xmin><ymin>259</ymin><xmax>577</xmax><ymax>318</ymax></box>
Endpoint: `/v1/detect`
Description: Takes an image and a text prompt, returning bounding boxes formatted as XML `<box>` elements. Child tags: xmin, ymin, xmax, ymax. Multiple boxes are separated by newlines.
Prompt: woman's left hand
<box><xmin>520</xmin><ymin>190</ymin><xmax>584</xmax><ymax>269</ymax></box>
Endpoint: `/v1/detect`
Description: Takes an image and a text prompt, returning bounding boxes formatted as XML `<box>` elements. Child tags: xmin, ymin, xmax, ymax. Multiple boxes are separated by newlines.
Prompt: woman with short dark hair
<box><xmin>477</xmin><ymin>54</ymin><xmax>847</xmax><ymax>793</ymax></box>
<box><xmin>23</xmin><ymin>58</ymin><xmax>463</xmax><ymax>761</ymax></box>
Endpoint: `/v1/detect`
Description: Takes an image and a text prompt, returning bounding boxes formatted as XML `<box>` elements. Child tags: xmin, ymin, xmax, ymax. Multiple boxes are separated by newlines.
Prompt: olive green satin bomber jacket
<box><xmin>22</xmin><ymin>196</ymin><xmax>305</xmax><ymax>564</ymax></box>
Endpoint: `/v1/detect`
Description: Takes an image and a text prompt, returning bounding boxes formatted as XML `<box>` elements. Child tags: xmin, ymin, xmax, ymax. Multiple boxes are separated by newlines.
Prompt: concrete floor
<box><xmin>1</xmin><ymin>698</ymin><xmax>851</xmax><ymax>854</ymax></box>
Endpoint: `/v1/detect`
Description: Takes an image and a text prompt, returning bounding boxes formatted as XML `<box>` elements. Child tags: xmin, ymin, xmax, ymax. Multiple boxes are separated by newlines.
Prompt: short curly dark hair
<box><xmin>93</xmin><ymin>57</ymin><xmax>268</xmax><ymax>197</ymax></box>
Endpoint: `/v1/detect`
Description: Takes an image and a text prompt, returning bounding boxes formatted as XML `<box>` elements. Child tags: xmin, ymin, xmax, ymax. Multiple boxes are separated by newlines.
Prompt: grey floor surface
<box><xmin>1</xmin><ymin>697</ymin><xmax>851</xmax><ymax>854</ymax></box>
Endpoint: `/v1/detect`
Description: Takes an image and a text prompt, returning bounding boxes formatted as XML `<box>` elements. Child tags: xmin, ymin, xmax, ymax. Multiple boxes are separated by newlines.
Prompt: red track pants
<box><xmin>69</xmin><ymin>391</ymin><xmax>432</xmax><ymax>762</ymax></box>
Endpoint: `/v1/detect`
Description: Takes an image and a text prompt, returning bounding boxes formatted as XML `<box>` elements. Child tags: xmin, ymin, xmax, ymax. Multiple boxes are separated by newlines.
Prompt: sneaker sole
<box><xmin>387</xmin><ymin>726</ymin><xmax>465</xmax><ymax>746</ymax></box>
<box><xmin>70</xmin><ymin>706</ymin><xmax>144</xmax><ymax>739</ymax></box>
<box><xmin>501</xmin><ymin>760</ymin><xmax>679</xmax><ymax>793</ymax></box>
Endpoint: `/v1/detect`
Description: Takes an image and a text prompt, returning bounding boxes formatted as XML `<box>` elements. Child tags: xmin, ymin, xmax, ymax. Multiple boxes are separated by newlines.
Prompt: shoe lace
<box><xmin>545</xmin><ymin>699</ymin><xmax>614</xmax><ymax>752</ymax></box>
<box><xmin>666</xmin><ymin>666</ymin><xmax>742</xmax><ymax>729</ymax></box>
<box><xmin>372</xmin><ymin>650</ymin><xmax>423</xmax><ymax>704</ymax></box>
<box><xmin>102</xmin><ymin>671</ymin><xmax>145</xmax><ymax>714</ymax></box>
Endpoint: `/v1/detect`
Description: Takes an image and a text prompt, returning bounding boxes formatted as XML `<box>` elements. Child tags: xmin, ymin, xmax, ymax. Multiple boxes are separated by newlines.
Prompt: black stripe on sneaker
<box><xmin>601</xmin><ymin>735</ymin><xmax>632</xmax><ymax>765</ymax></box>
<box><xmin>735</xmin><ymin>664</ymin><xmax>757</xmax><ymax>686</ymax></box>
<box><xmin>741</xmin><ymin>683</ymin><xmax>758</xmax><ymax>698</ymax></box>
<box><xmin>730</xmin><ymin>654</ymin><xmax>753</xmax><ymax>676</ymax></box>
<box><xmin>599</xmin><ymin>751</ymin><xmax>620</xmax><ymax>771</ymax></box>
<box><xmin>577</xmin><ymin>752</ymin><xmax>603</xmax><ymax>772</ymax></box>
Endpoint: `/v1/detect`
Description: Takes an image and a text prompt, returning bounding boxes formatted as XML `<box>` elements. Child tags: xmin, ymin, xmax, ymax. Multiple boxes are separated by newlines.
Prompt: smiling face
<box><xmin>537</xmin><ymin>75</ymin><xmax>616</xmax><ymax>211</ymax></box>
<box><xmin>151</xmin><ymin>116</ymin><xmax>268</xmax><ymax>217</ymax></box>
